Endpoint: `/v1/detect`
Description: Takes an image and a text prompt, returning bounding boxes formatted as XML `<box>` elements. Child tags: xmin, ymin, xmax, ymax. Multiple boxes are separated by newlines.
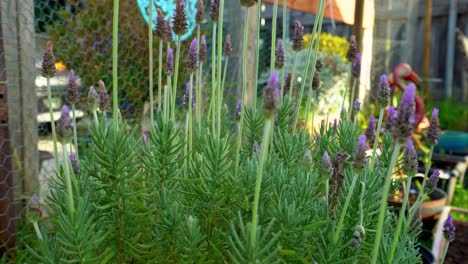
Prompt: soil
<box><xmin>444</xmin><ymin>220</ymin><xmax>468</xmax><ymax>264</ymax></box>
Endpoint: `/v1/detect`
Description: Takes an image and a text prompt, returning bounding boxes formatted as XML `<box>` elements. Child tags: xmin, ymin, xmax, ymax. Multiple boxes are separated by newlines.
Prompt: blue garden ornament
<box><xmin>137</xmin><ymin>0</ymin><xmax>197</xmax><ymax>41</ymax></box>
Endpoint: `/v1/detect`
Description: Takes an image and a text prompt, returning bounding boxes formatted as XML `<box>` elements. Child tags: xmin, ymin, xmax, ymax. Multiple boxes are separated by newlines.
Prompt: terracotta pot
<box><xmin>388</xmin><ymin>177</ymin><xmax>447</xmax><ymax>219</ymax></box>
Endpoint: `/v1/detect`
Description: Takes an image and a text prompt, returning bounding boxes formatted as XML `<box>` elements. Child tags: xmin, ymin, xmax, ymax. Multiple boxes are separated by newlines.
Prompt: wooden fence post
<box><xmin>0</xmin><ymin>0</ymin><xmax>38</xmax><ymax>254</ymax></box>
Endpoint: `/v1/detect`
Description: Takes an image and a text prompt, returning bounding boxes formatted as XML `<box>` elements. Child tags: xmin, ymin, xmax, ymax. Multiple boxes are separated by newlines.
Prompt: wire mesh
<box><xmin>0</xmin><ymin>0</ymin><xmax>245</xmax><ymax>260</ymax></box>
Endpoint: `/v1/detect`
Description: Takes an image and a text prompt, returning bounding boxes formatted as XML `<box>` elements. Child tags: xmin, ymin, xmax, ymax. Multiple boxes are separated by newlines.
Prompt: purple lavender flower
<box><xmin>275</xmin><ymin>39</ymin><xmax>285</xmax><ymax>69</ymax></box>
<box><xmin>154</xmin><ymin>8</ymin><xmax>166</xmax><ymax>38</ymax></box>
<box><xmin>187</xmin><ymin>38</ymin><xmax>199</xmax><ymax>73</ymax></box>
<box><xmin>166</xmin><ymin>47</ymin><xmax>174</xmax><ymax>76</ymax></box>
<box><xmin>312</xmin><ymin>59</ymin><xmax>323</xmax><ymax>91</ymax></box>
<box><xmin>209</xmin><ymin>0</ymin><xmax>219</xmax><ymax>21</ymax></box>
<box><xmin>365</xmin><ymin>115</ymin><xmax>376</xmax><ymax>144</ymax></box>
<box><xmin>163</xmin><ymin>18</ymin><xmax>173</xmax><ymax>42</ymax></box>
<box><xmin>263</xmin><ymin>71</ymin><xmax>281</xmax><ymax>117</ymax></box>
<box><xmin>252</xmin><ymin>140</ymin><xmax>260</xmax><ymax>154</ymax></box>
<box><xmin>98</xmin><ymin>80</ymin><xmax>110</xmax><ymax>112</ymax></box>
<box><xmin>403</xmin><ymin>139</ymin><xmax>418</xmax><ymax>175</ymax></box>
<box><xmin>143</xmin><ymin>133</ymin><xmax>149</xmax><ymax>143</ymax></box>
<box><xmin>183</xmin><ymin>82</ymin><xmax>195</xmax><ymax>110</ymax></box>
<box><xmin>352</xmin><ymin>99</ymin><xmax>361</xmax><ymax>113</ymax></box>
<box><xmin>378</xmin><ymin>74</ymin><xmax>390</xmax><ymax>108</ymax></box>
<box><xmin>333</xmin><ymin>119</ymin><xmax>337</xmax><ymax>133</ymax></box>
<box><xmin>346</xmin><ymin>35</ymin><xmax>358</xmax><ymax>62</ymax></box>
<box><xmin>196</xmin><ymin>0</ymin><xmax>204</xmax><ymax>24</ymax></box>
<box><xmin>283</xmin><ymin>72</ymin><xmax>293</xmax><ymax>96</ymax></box>
<box><xmin>199</xmin><ymin>35</ymin><xmax>208</xmax><ymax>62</ymax></box>
<box><xmin>352</xmin><ymin>225</ymin><xmax>366</xmax><ymax>249</ymax></box>
<box><xmin>57</xmin><ymin>105</ymin><xmax>73</xmax><ymax>143</ymax></box>
<box><xmin>28</xmin><ymin>195</ymin><xmax>40</xmax><ymax>208</ymax></box>
<box><xmin>66</xmin><ymin>70</ymin><xmax>80</xmax><ymax>104</ymax></box>
<box><xmin>427</xmin><ymin>108</ymin><xmax>440</xmax><ymax>145</ymax></box>
<box><xmin>426</xmin><ymin>170</ymin><xmax>440</xmax><ymax>193</ymax></box>
<box><xmin>41</xmin><ymin>41</ymin><xmax>56</xmax><ymax>78</ymax></box>
<box><xmin>69</xmin><ymin>153</ymin><xmax>80</xmax><ymax>174</ymax></box>
<box><xmin>443</xmin><ymin>215</ymin><xmax>456</xmax><ymax>242</ymax></box>
<box><xmin>393</xmin><ymin>83</ymin><xmax>416</xmax><ymax>143</ymax></box>
<box><xmin>224</xmin><ymin>34</ymin><xmax>233</xmax><ymax>57</ymax></box>
<box><xmin>352</xmin><ymin>135</ymin><xmax>368</xmax><ymax>171</ymax></box>
<box><xmin>374</xmin><ymin>156</ymin><xmax>379</xmax><ymax>168</ymax></box>
<box><xmin>292</xmin><ymin>20</ymin><xmax>304</xmax><ymax>51</ymax></box>
<box><xmin>385</xmin><ymin>106</ymin><xmax>398</xmax><ymax>134</ymax></box>
<box><xmin>240</xmin><ymin>0</ymin><xmax>257</xmax><ymax>7</ymax></box>
<box><xmin>321</xmin><ymin>151</ymin><xmax>334</xmax><ymax>176</ymax></box>
<box><xmin>87</xmin><ymin>86</ymin><xmax>99</xmax><ymax>111</ymax></box>
<box><xmin>235</xmin><ymin>99</ymin><xmax>242</xmax><ymax>120</ymax></box>
<box><xmin>173</xmin><ymin>0</ymin><xmax>188</xmax><ymax>36</ymax></box>
<box><xmin>351</xmin><ymin>53</ymin><xmax>361</xmax><ymax>78</ymax></box>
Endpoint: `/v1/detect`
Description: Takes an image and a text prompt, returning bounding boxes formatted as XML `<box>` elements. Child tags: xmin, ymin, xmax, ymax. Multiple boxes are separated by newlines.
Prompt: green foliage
<box><xmin>46</xmin><ymin>0</ymin><xmax>191</xmax><ymax>120</ymax></box>
<box><xmin>427</xmin><ymin>98</ymin><xmax>468</xmax><ymax>131</ymax></box>
<box><xmin>451</xmin><ymin>184</ymin><xmax>468</xmax><ymax>221</ymax></box>
<box><xmin>26</xmin><ymin>2</ymin><xmax>430</xmax><ymax>262</ymax></box>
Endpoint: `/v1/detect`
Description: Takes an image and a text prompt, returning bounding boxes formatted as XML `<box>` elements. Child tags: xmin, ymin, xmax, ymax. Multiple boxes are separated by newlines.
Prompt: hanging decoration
<box><xmin>136</xmin><ymin>0</ymin><xmax>198</xmax><ymax>41</ymax></box>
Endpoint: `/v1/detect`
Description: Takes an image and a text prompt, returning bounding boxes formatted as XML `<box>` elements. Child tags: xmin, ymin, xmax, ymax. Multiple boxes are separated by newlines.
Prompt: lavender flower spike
<box><xmin>351</xmin><ymin>53</ymin><xmax>361</xmax><ymax>78</ymax></box>
<box><xmin>263</xmin><ymin>71</ymin><xmax>281</xmax><ymax>117</ymax></box>
<box><xmin>196</xmin><ymin>0</ymin><xmax>204</xmax><ymax>24</ymax></box>
<box><xmin>69</xmin><ymin>153</ymin><xmax>80</xmax><ymax>174</ymax></box>
<box><xmin>163</xmin><ymin>18</ymin><xmax>173</xmax><ymax>42</ymax></box>
<box><xmin>28</xmin><ymin>195</ymin><xmax>39</xmax><ymax>208</ymax></box>
<box><xmin>312</xmin><ymin>59</ymin><xmax>323</xmax><ymax>91</ymax></box>
<box><xmin>66</xmin><ymin>70</ymin><xmax>80</xmax><ymax>104</ymax></box>
<box><xmin>41</xmin><ymin>41</ymin><xmax>56</xmax><ymax>78</ymax></box>
<box><xmin>321</xmin><ymin>151</ymin><xmax>334</xmax><ymax>176</ymax></box>
<box><xmin>283</xmin><ymin>72</ymin><xmax>293</xmax><ymax>95</ymax></box>
<box><xmin>426</xmin><ymin>170</ymin><xmax>440</xmax><ymax>193</ymax></box>
<box><xmin>443</xmin><ymin>215</ymin><xmax>456</xmax><ymax>242</ymax></box>
<box><xmin>365</xmin><ymin>115</ymin><xmax>376</xmax><ymax>144</ymax></box>
<box><xmin>353</xmin><ymin>135</ymin><xmax>368</xmax><ymax>171</ymax></box>
<box><xmin>333</xmin><ymin>119</ymin><xmax>337</xmax><ymax>133</ymax></box>
<box><xmin>98</xmin><ymin>80</ymin><xmax>111</xmax><ymax>112</ymax></box>
<box><xmin>427</xmin><ymin>108</ymin><xmax>441</xmax><ymax>145</ymax></box>
<box><xmin>166</xmin><ymin>47</ymin><xmax>174</xmax><ymax>76</ymax></box>
<box><xmin>275</xmin><ymin>39</ymin><xmax>285</xmax><ymax>69</ymax></box>
<box><xmin>224</xmin><ymin>34</ymin><xmax>233</xmax><ymax>57</ymax></box>
<box><xmin>252</xmin><ymin>140</ymin><xmax>260</xmax><ymax>154</ymax></box>
<box><xmin>352</xmin><ymin>99</ymin><xmax>361</xmax><ymax>113</ymax></box>
<box><xmin>87</xmin><ymin>86</ymin><xmax>99</xmax><ymax>111</ymax></box>
<box><xmin>378</xmin><ymin>74</ymin><xmax>390</xmax><ymax>108</ymax></box>
<box><xmin>346</xmin><ymin>35</ymin><xmax>358</xmax><ymax>62</ymax></box>
<box><xmin>57</xmin><ymin>105</ymin><xmax>73</xmax><ymax>143</ymax></box>
<box><xmin>235</xmin><ymin>99</ymin><xmax>242</xmax><ymax>120</ymax></box>
<box><xmin>403</xmin><ymin>139</ymin><xmax>418</xmax><ymax>175</ymax></box>
<box><xmin>199</xmin><ymin>35</ymin><xmax>208</xmax><ymax>62</ymax></box>
<box><xmin>292</xmin><ymin>21</ymin><xmax>304</xmax><ymax>51</ymax></box>
<box><xmin>385</xmin><ymin>106</ymin><xmax>398</xmax><ymax>134</ymax></box>
<box><xmin>154</xmin><ymin>8</ymin><xmax>166</xmax><ymax>38</ymax></box>
<box><xmin>209</xmin><ymin>0</ymin><xmax>219</xmax><ymax>21</ymax></box>
<box><xmin>393</xmin><ymin>83</ymin><xmax>416</xmax><ymax>143</ymax></box>
<box><xmin>183</xmin><ymin>82</ymin><xmax>195</xmax><ymax>109</ymax></box>
<box><xmin>187</xmin><ymin>38</ymin><xmax>199</xmax><ymax>73</ymax></box>
<box><xmin>173</xmin><ymin>0</ymin><xmax>188</xmax><ymax>36</ymax></box>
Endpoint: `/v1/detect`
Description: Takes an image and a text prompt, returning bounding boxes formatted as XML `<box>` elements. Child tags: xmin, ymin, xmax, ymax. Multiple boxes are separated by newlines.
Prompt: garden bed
<box><xmin>444</xmin><ymin>219</ymin><xmax>468</xmax><ymax>264</ymax></box>
<box><xmin>432</xmin><ymin>206</ymin><xmax>468</xmax><ymax>263</ymax></box>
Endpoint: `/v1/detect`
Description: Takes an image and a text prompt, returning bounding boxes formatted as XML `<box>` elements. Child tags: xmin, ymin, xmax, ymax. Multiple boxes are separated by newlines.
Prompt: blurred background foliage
<box><xmin>46</xmin><ymin>0</ymin><xmax>193</xmax><ymax>121</ymax></box>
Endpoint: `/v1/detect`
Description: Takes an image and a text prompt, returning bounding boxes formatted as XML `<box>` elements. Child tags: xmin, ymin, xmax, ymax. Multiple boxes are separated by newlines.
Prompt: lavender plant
<box><xmin>28</xmin><ymin>1</ymin><xmax>448</xmax><ymax>263</ymax></box>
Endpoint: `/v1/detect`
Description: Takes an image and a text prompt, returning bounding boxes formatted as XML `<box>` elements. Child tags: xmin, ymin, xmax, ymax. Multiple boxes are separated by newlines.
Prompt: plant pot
<box><xmin>417</xmin><ymin>244</ymin><xmax>435</xmax><ymax>264</ymax></box>
<box><xmin>388</xmin><ymin>177</ymin><xmax>447</xmax><ymax>219</ymax></box>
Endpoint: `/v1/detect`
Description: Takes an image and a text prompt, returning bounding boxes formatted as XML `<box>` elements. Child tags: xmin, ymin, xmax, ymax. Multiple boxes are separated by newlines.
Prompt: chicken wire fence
<box><xmin>0</xmin><ymin>0</ymin><xmax>248</xmax><ymax>259</ymax></box>
<box><xmin>372</xmin><ymin>0</ymin><xmax>468</xmax><ymax>102</ymax></box>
